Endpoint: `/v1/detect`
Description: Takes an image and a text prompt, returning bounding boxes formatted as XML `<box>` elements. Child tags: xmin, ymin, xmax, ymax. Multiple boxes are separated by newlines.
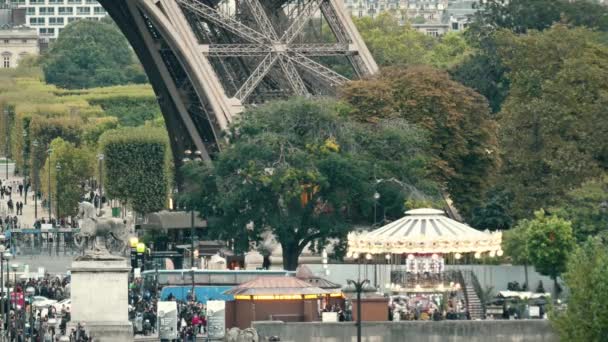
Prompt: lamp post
<box><xmin>26</xmin><ymin>286</ymin><xmax>34</xmax><ymax>339</ymax></box>
<box><xmin>0</xmin><ymin>235</ymin><xmax>5</xmax><ymax>329</ymax></box>
<box><xmin>4</xmin><ymin>108</ymin><xmax>9</xmax><ymax>180</ymax></box>
<box><xmin>182</xmin><ymin>149</ymin><xmax>202</xmax><ymax>269</ymax></box>
<box><xmin>97</xmin><ymin>154</ymin><xmax>104</xmax><ymax>215</ymax></box>
<box><xmin>9</xmin><ymin>263</ymin><xmax>18</xmax><ymax>342</ymax></box>
<box><xmin>55</xmin><ymin>163</ymin><xmax>61</xmax><ymax>225</ymax></box>
<box><xmin>46</xmin><ymin>148</ymin><xmax>53</xmax><ymax>222</ymax></box>
<box><xmin>347</xmin><ymin>279</ymin><xmax>370</xmax><ymax>342</ymax></box>
<box><xmin>22</xmin><ymin>130</ymin><xmax>28</xmax><ymax>205</ymax></box>
<box><xmin>3</xmin><ymin>251</ymin><xmax>11</xmax><ymax>338</ymax></box>
<box><xmin>32</xmin><ymin>140</ymin><xmax>39</xmax><ymax>220</ymax></box>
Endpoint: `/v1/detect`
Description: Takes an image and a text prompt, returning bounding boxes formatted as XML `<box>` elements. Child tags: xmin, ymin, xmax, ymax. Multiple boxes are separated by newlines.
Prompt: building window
<box><xmin>25</xmin><ymin>7</ymin><xmax>36</xmax><ymax>15</ymax></box>
<box><xmin>29</xmin><ymin>0</ymin><xmax>45</xmax><ymax>4</ymax></box>
<box><xmin>58</xmin><ymin>7</ymin><xmax>74</xmax><ymax>15</ymax></box>
<box><xmin>39</xmin><ymin>7</ymin><xmax>56</xmax><ymax>15</ymax></box>
<box><xmin>3</xmin><ymin>55</ymin><xmax>10</xmax><ymax>69</ymax></box>
<box><xmin>3</xmin><ymin>40</ymin><xmax>8</xmax><ymax>44</ymax></box>
<box><xmin>76</xmin><ymin>6</ymin><xmax>91</xmax><ymax>15</ymax></box>
<box><xmin>49</xmin><ymin>0</ymin><xmax>66</xmax><ymax>3</ymax></box>
<box><xmin>29</xmin><ymin>17</ymin><xmax>45</xmax><ymax>26</ymax></box>
<box><xmin>22</xmin><ymin>39</ymin><xmax>28</xmax><ymax>43</ymax></box>
<box><xmin>67</xmin><ymin>0</ymin><xmax>83</xmax><ymax>4</ymax></box>
<box><xmin>93</xmin><ymin>6</ymin><xmax>105</xmax><ymax>15</ymax></box>
<box><xmin>49</xmin><ymin>17</ymin><xmax>65</xmax><ymax>25</ymax></box>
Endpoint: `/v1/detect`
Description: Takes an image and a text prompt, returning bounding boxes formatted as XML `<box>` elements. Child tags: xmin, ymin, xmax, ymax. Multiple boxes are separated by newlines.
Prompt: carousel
<box><xmin>347</xmin><ymin>208</ymin><xmax>503</xmax><ymax>293</ymax></box>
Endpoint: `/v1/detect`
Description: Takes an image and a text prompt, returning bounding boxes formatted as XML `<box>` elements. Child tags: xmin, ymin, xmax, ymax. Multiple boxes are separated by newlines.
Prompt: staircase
<box><xmin>460</xmin><ymin>270</ymin><xmax>484</xmax><ymax>320</ymax></box>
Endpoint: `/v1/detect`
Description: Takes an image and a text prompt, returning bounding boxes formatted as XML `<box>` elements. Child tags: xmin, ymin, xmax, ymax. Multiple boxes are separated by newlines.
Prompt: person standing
<box><xmin>18</xmin><ymin>183</ymin><xmax>23</xmax><ymax>197</ymax></box>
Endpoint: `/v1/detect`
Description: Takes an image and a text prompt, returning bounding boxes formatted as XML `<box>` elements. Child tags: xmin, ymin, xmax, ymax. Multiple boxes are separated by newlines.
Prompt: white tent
<box><xmin>348</xmin><ymin>208</ymin><xmax>502</xmax><ymax>255</ymax></box>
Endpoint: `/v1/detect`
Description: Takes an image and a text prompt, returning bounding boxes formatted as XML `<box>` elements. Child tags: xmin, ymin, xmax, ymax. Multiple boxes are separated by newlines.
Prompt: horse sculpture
<box><xmin>75</xmin><ymin>201</ymin><xmax>130</xmax><ymax>256</ymax></box>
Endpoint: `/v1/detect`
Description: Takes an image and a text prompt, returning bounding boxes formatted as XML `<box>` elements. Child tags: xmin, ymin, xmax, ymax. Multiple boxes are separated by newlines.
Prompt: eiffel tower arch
<box><xmin>98</xmin><ymin>0</ymin><xmax>378</xmax><ymax>162</ymax></box>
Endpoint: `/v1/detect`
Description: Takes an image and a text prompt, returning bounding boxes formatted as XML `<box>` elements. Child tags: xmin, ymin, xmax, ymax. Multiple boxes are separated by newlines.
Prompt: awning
<box><xmin>141</xmin><ymin>210</ymin><xmax>207</xmax><ymax>230</ymax></box>
<box><xmin>348</xmin><ymin>208</ymin><xmax>502</xmax><ymax>255</ymax></box>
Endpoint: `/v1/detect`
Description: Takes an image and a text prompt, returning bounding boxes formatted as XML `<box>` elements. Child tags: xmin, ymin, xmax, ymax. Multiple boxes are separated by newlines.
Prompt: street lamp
<box><xmin>55</xmin><ymin>163</ymin><xmax>61</xmax><ymax>224</ymax></box>
<box><xmin>9</xmin><ymin>263</ymin><xmax>18</xmax><ymax>341</ymax></box>
<box><xmin>3</xmin><ymin>108</ymin><xmax>9</xmax><ymax>180</ymax></box>
<box><xmin>26</xmin><ymin>286</ymin><xmax>35</xmax><ymax>338</ymax></box>
<box><xmin>22</xmin><ymin>130</ymin><xmax>28</xmax><ymax>205</ymax></box>
<box><xmin>97</xmin><ymin>153</ymin><xmax>104</xmax><ymax>215</ymax></box>
<box><xmin>346</xmin><ymin>279</ymin><xmax>370</xmax><ymax>342</ymax></box>
<box><xmin>3</xmin><ymin>250</ymin><xmax>11</xmax><ymax>336</ymax></box>
<box><xmin>47</xmin><ymin>148</ymin><xmax>53</xmax><ymax>222</ymax></box>
<box><xmin>32</xmin><ymin>140</ymin><xmax>39</xmax><ymax>220</ymax></box>
<box><xmin>182</xmin><ymin>149</ymin><xmax>203</xmax><ymax>269</ymax></box>
<box><xmin>0</xmin><ymin>235</ymin><xmax>5</xmax><ymax>324</ymax></box>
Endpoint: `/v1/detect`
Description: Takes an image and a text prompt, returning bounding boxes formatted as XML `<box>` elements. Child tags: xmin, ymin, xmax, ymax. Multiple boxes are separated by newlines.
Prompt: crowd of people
<box><xmin>0</xmin><ymin>273</ymin><xmax>79</xmax><ymax>341</ymax></box>
<box><xmin>0</xmin><ymin>179</ymin><xmax>29</xmax><ymax>231</ymax></box>
<box><xmin>389</xmin><ymin>293</ymin><xmax>469</xmax><ymax>321</ymax></box>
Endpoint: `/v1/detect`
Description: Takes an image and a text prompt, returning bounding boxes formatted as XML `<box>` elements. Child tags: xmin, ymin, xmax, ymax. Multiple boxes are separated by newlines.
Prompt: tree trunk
<box><xmin>282</xmin><ymin>243</ymin><xmax>300</xmax><ymax>271</ymax></box>
<box><xmin>524</xmin><ymin>263</ymin><xmax>529</xmax><ymax>290</ymax></box>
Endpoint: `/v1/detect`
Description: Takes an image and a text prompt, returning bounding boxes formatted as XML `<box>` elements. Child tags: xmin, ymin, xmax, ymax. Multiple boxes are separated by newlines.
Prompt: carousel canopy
<box><xmin>348</xmin><ymin>208</ymin><xmax>502</xmax><ymax>255</ymax></box>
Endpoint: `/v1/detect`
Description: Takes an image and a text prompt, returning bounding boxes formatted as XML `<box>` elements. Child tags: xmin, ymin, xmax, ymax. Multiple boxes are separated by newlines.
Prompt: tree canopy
<box><xmin>552</xmin><ymin>238</ymin><xmax>608</xmax><ymax>340</ymax></box>
<box><xmin>341</xmin><ymin>66</ymin><xmax>499</xmax><ymax>219</ymax></box>
<box><xmin>43</xmin><ymin>19</ymin><xmax>147</xmax><ymax>89</ymax></box>
<box><xmin>181</xmin><ymin>98</ymin><xmax>436</xmax><ymax>270</ymax></box>
<box><xmin>524</xmin><ymin>211</ymin><xmax>575</xmax><ymax>291</ymax></box>
<box><xmin>497</xmin><ymin>25</ymin><xmax>608</xmax><ymax>218</ymax></box>
<box><xmin>100</xmin><ymin>126</ymin><xmax>171</xmax><ymax>214</ymax></box>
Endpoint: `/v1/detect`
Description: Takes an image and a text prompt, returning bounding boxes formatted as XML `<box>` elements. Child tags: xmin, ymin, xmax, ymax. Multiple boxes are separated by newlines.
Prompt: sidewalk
<box><xmin>1</xmin><ymin>163</ymin><xmax>41</xmax><ymax>228</ymax></box>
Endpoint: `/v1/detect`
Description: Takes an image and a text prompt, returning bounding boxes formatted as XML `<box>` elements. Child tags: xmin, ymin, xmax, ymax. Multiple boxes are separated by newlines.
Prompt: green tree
<box><xmin>452</xmin><ymin>0</ymin><xmax>608</xmax><ymax>113</ymax></box>
<box><xmin>341</xmin><ymin>66</ymin><xmax>499</xmax><ymax>218</ymax></box>
<box><xmin>353</xmin><ymin>13</ymin><xmax>470</xmax><ymax>68</ymax></box>
<box><xmin>497</xmin><ymin>25</ymin><xmax>608</xmax><ymax>218</ymax></box>
<box><xmin>43</xmin><ymin>20</ymin><xmax>146</xmax><ymax>89</ymax></box>
<box><xmin>552</xmin><ymin>237</ymin><xmax>608</xmax><ymax>340</ymax></box>
<box><xmin>503</xmin><ymin>218</ymin><xmax>532</xmax><ymax>289</ymax></box>
<box><xmin>181</xmin><ymin>98</ymin><xmax>435</xmax><ymax>270</ymax></box>
<box><xmin>552</xmin><ymin>175</ymin><xmax>608</xmax><ymax>243</ymax></box>
<box><xmin>99</xmin><ymin>126</ymin><xmax>171</xmax><ymax>214</ymax></box>
<box><xmin>525</xmin><ymin>210</ymin><xmax>575</xmax><ymax>298</ymax></box>
<box><xmin>40</xmin><ymin>138</ymin><xmax>94</xmax><ymax>219</ymax></box>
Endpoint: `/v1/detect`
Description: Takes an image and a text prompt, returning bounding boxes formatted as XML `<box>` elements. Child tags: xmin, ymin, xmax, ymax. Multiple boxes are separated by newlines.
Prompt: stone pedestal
<box><xmin>70</xmin><ymin>256</ymin><xmax>132</xmax><ymax>342</ymax></box>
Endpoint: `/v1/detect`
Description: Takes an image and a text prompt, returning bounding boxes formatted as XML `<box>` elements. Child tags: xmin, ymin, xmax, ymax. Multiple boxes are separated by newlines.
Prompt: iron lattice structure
<box><xmin>98</xmin><ymin>0</ymin><xmax>377</xmax><ymax>163</ymax></box>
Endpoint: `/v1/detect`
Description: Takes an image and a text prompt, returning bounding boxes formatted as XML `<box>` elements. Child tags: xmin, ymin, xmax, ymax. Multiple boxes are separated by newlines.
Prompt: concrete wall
<box><xmin>303</xmin><ymin>264</ymin><xmax>561</xmax><ymax>296</ymax></box>
<box><xmin>253</xmin><ymin>320</ymin><xmax>559</xmax><ymax>342</ymax></box>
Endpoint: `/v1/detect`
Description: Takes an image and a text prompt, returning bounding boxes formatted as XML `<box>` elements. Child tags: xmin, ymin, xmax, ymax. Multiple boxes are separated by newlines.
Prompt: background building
<box><xmin>0</xmin><ymin>4</ymin><xmax>39</xmax><ymax>68</ymax></box>
<box><xmin>8</xmin><ymin>0</ymin><xmax>107</xmax><ymax>42</ymax></box>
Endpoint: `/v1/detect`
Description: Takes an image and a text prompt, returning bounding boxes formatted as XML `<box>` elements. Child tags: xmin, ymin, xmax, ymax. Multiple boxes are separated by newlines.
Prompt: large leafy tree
<box><xmin>353</xmin><ymin>13</ymin><xmax>470</xmax><ymax>69</ymax></box>
<box><xmin>552</xmin><ymin>238</ymin><xmax>608</xmax><ymax>341</ymax></box>
<box><xmin>497</xmin><ymin>25</ymin><xmax>608</xmax><ymax>218</ymax></box>
<box><xmin>452</xmin><ymin>0</ymin><xmax>608</xmax><ymax>113</ymax></box>
<box><xmin>502</xmin><ymin>217</ymin><xmax>532</xmax><ymax>289</ymax></box>
<box><xmin>43</xmin><ymin>19</ymin><xmax>146</xmax><ymax>89</ymax></box>
<box><xmin>525</xmin><ymin>210</ymin><xmax>575</xmax><ymax>297</ymax></box>
<box><xmin>41</xmin><ymin>138</ymin><xmax>94</xmax><ymax>219</ymax></box>
<box><xmin>552</xmin><ymin>175</ymin><xmax>608</xmax><ymax>243</ymax></box>
<box><xmin>100</xmin><ymin>126</ymin><xmax>171</xmax><ymax>214</ymax></box>
<box><xmin>181</xmin><ymin>98</ymin><xmax>435</xmax><ymax>270</ymax></box>
<box><xmin>340</xmin><ymin>66</ymin><xmax>499</xmax><ymax>218</ymax></box>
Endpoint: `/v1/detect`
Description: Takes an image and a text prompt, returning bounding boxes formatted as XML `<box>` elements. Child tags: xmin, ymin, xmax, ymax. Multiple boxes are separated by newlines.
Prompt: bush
<box><xmin>99</xmin><ymin>126</ymin><xmax>171</xmax><ymax>214</ymax></box>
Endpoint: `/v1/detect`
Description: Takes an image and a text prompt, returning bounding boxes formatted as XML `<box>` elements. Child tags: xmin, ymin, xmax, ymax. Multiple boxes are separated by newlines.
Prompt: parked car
<box><xmin>53</xmin><ymin>298</ymin><xmax>71</xmax><ymax>313</ymax></box>
<box><xmin>31</xmin><ymin>296</ymin><xmax>58</xmax><ymax>308</ymax></box>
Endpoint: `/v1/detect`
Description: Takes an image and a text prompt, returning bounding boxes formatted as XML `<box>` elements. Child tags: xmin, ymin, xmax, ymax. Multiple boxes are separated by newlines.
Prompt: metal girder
<box><xmin>243</xmin><ymin>0</ymin><xmax>279</xmax><ymax>40</ymax></box>
<box><xmin>177</xmin><ymin>0</ymin><xmax>267</xmax><ymax>44</ymax></box>
<box><xmin>278</xmin><ymin>55</ymin><xmax>308</xmax><ymax>96</ymax></box>
<box><xmin>280</xmin><ymin>0</ymin><xmax>322</xmax><ymax>44</ymax></box>
<box><xmin>234</xmin><ymin>53</ymin><xmax>281</xmax><ymax>101</ymax></box>
<box><xmin>290</xmin><ymin>43</ymin><xmax>350</xmax><ymax>55</ymax></box>
<box><xmin>205</xmin><ymin>43</ymin><xmax>350</xmax><ymax>57</ymax></box>
<box><xmin>287</xmin><ymin>53</ymin><xmax>348</xmax><ymax>86</ymax></box>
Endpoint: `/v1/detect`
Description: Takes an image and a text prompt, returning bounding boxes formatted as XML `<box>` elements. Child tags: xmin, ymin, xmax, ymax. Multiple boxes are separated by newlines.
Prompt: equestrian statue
<box><xmin>75</xmin><ymin>201</ymin><xmax>131</xmax><ymax>257</ymax></box>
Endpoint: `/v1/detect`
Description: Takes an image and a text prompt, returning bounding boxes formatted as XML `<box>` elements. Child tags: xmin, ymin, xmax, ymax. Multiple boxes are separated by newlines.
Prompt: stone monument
<box><xmin>69</xmin><ymin>202</ymin><xmax>132</xmax><ymax>341</ymax></box>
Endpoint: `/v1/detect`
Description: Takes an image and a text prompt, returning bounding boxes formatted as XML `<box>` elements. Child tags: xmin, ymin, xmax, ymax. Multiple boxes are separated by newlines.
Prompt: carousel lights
<box><xmin>407</xmin><ymin>254</ymin><xmax>415</xmax><ymax>260</ymax></box>
<box><xmin>489</xmin><ymin>250</ymin><xmax>496</xmax><ymax>257</ymax></box>
<box><xmin>431</xmin><ymin>253</ymin><xmax>439</xmax><ymax>260</ymax></box>
<box><xmin>454</xmin><ymin>253</ymin><xmax>462</xmax><ymax>260</ymax></box>
<box><xmin>497</xmin><ymin>250</ymin><xmax>504</xmax><ymax>257</ymax></box>
<box><xmin>474</xmin><ymin>252</ymin><xmax>481</xmax><ymax>259</ymax></box>
<box><xmin>385</xmin><ymin>254</ymin><xmax>391</xmax><ymax>260</ymax></box>
<box><xmin>365</xmin><ymin>253</ymin><xmax>372</xmax><ymax>260</ymax></box>
<box><xmin>352</xmin><ymin>252</ymin><xmax>359</xmax><ymax>259</ymax></box>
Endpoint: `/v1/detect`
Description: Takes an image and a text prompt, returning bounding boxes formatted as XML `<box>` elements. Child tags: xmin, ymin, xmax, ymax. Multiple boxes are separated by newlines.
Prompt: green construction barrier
<box><xmin>112</xmin><ymin>207</ymin><xmax>121</xmax><ymax>217</ymax></box>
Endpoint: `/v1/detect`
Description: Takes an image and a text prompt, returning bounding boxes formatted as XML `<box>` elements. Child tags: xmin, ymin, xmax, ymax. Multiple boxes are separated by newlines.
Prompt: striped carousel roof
<box><xmin>348</xmin><ymin>208</ymin><xmax>502</xmax><ymax>255</ymax></box>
